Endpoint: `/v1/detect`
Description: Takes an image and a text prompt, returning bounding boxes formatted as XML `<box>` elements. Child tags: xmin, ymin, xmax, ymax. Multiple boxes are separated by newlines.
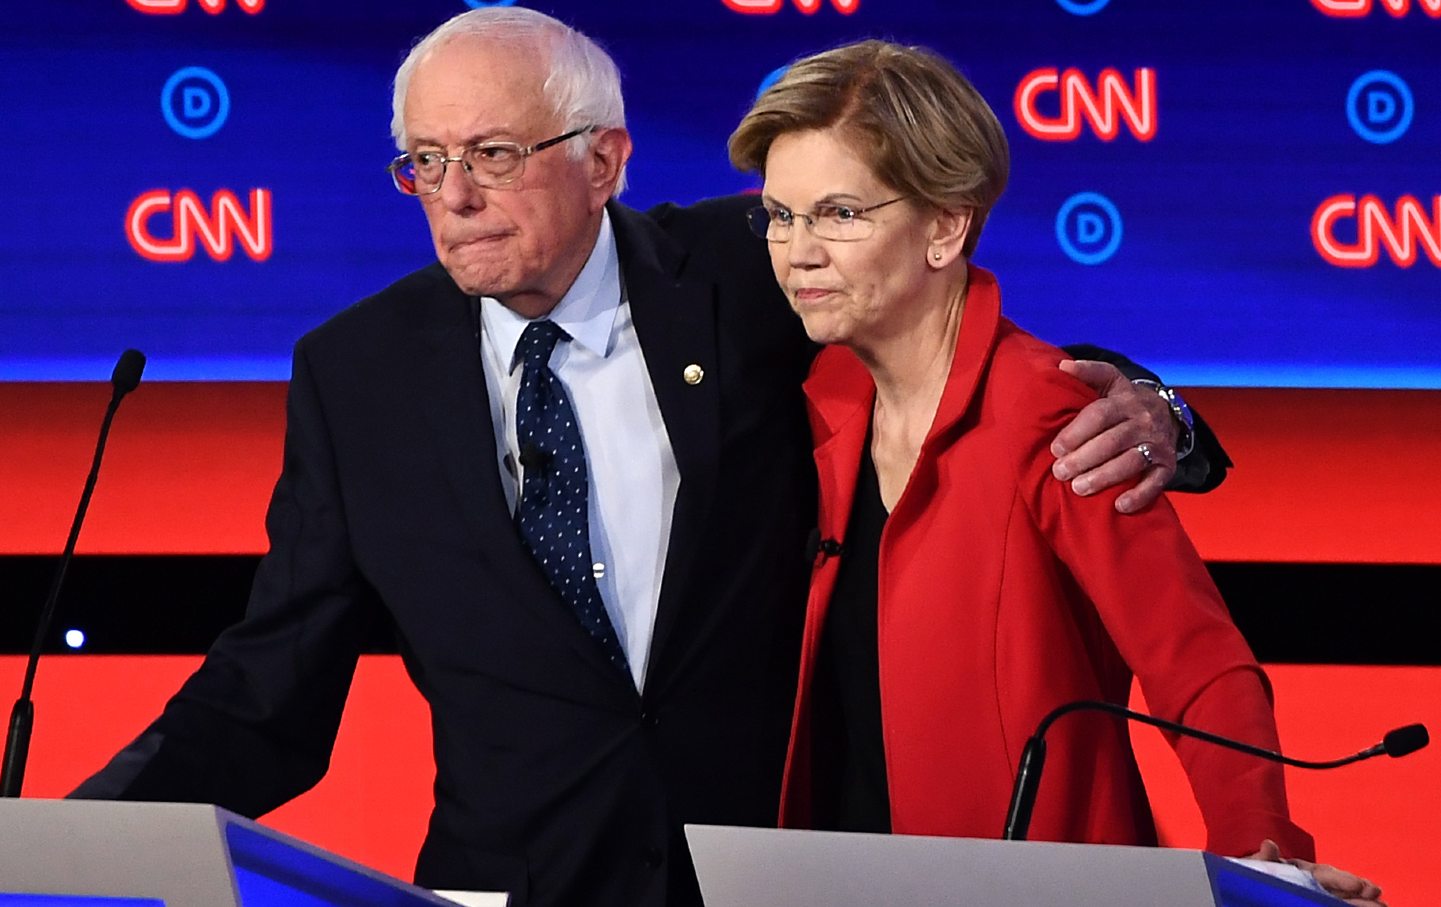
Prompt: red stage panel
<box><xmin>2</xmin><ymin>654</ymin><xmax>433</xmax><ymax>880</ymax></box>
<box><xmin>1171</xmin><ymin>388</ymin><xmax>1441</xmax><ymax>564</ymax></box>
<box><xmin>0</xmin><ymin>382</ymin><xmax>286</xmax><ymax>555</ymax></box>
<box><xmin>3</xmin><ymin>383</ymin><xmax>1438</xmax><ymax>562</ymax></box>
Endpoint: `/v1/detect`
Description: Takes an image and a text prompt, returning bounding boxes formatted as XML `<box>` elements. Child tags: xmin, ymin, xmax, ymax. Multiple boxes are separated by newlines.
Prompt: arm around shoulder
<box><xmin>1058</xmin><ymin>343</ymin><xmax>1232</xmax><ymax>497</ymax></box>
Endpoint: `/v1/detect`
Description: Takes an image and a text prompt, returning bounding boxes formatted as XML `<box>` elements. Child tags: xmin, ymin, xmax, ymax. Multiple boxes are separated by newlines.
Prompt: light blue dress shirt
<box><xmin>478</xmin><ymin>210</ymin><xmax>679</xmax><ymax>689</ymax></box>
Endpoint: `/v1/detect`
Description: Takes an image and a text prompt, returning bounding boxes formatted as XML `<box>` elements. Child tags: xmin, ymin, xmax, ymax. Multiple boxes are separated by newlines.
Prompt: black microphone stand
<box><xmin>1</xmin><ymin>350</ymin><xmax>146</xmax><ymax>797</ymax></box>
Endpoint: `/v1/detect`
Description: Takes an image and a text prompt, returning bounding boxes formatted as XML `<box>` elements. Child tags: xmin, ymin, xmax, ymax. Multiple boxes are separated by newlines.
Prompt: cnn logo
<box><xmin>1312</xmin><ymin>195</ymin><xmax>1441</xmax><ymax>268</ymax></box>
<box><xmin>721</xmin><ymin>0</ymin><xmax>859</xmax><ymax>14</ymax></box>
<box><xmin>126</xmin><ymin>189</ymin><xmax>273</xmax><ymax>263</ymax></box>
<box><xmin>127</xmin><ymin>0</ymin><xmax>264</xmax><ymax>13</ymax></box>
<box><xmin>1311</xmin><ymin>0</ymin><xmax>1440</xmax><ymax>16</ymax></box>
<box><xmin>1014</xmin><ymin>68</ymin><xmax>1157</xmax><ymax>142</ymax></box>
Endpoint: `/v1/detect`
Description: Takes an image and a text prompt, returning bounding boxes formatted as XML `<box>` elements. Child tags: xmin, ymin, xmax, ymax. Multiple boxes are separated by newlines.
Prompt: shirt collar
<box><xmin>482</xmin><ymin>208</ymin><xmax>622</xmax><ymax>374</ymax></box>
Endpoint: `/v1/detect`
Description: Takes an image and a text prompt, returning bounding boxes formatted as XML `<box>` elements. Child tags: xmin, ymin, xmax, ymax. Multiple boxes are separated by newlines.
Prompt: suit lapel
<box><xmin>610</xmin><ymin>204</ymin><xmax>720</xmax><ymax>674</ymax></box>
<box><xmin>409</xmin><ymin>268</ymin><xmax>505</xmax><ymax>547</ymax></box>
<box><xmin>407</xmin><ymin>265</ymin><xmax>630</xmax><ymax>685</ymax></box>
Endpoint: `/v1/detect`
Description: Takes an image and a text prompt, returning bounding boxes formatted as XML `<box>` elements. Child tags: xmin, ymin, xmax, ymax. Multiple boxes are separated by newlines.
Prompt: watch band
<box><xmin>1132</xmin><ymin>378</ymin><xmax>1196</xmax><ymax>461</ymax></box>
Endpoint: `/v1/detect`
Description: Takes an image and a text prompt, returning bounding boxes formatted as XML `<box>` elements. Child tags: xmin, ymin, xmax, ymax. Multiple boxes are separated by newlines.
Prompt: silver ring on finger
<box><xmin>1136</xmin><ymin>442</ymin><xmax>1156</xmax><ymax>468</ymax></box>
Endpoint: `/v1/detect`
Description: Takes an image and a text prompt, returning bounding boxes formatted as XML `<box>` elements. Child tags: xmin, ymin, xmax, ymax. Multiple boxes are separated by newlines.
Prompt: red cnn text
<box><xmin>1310</xmin><ymin>0</ymin><xmax>1441</xmax><ymax>17</ymax></box>
<box><xmin>1014</xmin><ymin>68</ymin><xmax>1157</xmax><ymax>142</ymax></box>
<box><xmin>126</xmin><ymin>0</ymin><xmax>264</xmax><ymax>14</ymax></box>
<box><xmin>721</xmin><ymin>0</ymin><xmax>859</xmax><ymax>14</ymax></box>
<box><xmin>126</xmin><ymin>189</ymin><xmax>274</xmax><ymax>263</ymax></box>
<box><xmin>1312</xmin><ymin>194</ymin><xmax>1441</xmax><ymax>268</ymax></box>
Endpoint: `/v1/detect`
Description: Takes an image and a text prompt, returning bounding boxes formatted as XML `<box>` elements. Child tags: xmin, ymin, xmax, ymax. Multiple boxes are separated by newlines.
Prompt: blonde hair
<box><xmin>729</xmin><ymin>40</ymin><xmax>1008</xmax><ymax>256</ymax></box>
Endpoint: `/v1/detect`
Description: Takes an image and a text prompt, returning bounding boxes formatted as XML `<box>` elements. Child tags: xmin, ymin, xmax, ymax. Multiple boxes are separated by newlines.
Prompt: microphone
<box><xmin>1</xmin><ymin>349</ymin><xmax>146</xmax><ymax>798</ymax></box>
<box><xmin>804</xmin><ymin>528</ymin><xmax>844</xmax><ymax>565</ymax></box>
<box><xmin>112</xmin><ymin>349</ymin><xmax>145</xmax><ymax>397</ymax></box>
<box><xmin>1002</xmin><ymin>698</ymin><xmax>1428</xmax><ymax>842</ymax></box>
<box><xmin>518</xmin><ymin>444</ymin><xmax>551</xmax><ymax>472</ymax></box>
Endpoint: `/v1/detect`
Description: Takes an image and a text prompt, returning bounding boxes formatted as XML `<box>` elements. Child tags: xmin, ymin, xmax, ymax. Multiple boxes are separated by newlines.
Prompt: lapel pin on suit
<box><xmin>683</xmin><ymin>364</ymin><xmax>705</xmax><ymax>386</ymax></box>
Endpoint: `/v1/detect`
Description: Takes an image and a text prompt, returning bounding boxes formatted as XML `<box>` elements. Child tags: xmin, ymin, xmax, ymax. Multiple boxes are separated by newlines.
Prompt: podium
<box><xmin>0</xmin><ymin>799</ymin><xmax>481</xmax><ymax>906</ymax></box>
<box><xmin>685</xmin><ymin>824</ymin><xmax>1343</xmax><ymax>907</ymax></box>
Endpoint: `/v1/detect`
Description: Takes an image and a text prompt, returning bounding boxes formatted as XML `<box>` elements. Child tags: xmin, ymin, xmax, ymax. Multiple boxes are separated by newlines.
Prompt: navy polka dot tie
<box><xmin>513</xmin><ymin>320</ymin><xmax>628</xmax><ymax>670</ymax></box>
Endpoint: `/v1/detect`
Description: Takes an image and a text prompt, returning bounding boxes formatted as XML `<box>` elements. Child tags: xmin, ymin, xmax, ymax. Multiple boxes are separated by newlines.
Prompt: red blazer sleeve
<box><xmin>1012</xmin><ymin>361</ymin><xmax>1314</xmax><ymax>860</ymax></box>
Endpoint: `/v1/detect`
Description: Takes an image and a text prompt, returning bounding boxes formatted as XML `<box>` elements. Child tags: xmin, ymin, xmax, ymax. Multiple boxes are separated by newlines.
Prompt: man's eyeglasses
<box><xmin>745</xmin><ymin>197</ymin><xmax>908</xmax><ymax>243</ymax></box>
<box><xmin>387</xmin><ymin>126</ymin><xmax>597</xmax><ymax>196</ymax></box>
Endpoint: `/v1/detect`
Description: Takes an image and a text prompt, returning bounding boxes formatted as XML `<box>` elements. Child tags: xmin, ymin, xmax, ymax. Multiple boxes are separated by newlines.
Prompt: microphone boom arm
<box><xmin>1002</xmin><ymin>698</ymin><xmax>1427</xmax><ymax>842</ymax></box>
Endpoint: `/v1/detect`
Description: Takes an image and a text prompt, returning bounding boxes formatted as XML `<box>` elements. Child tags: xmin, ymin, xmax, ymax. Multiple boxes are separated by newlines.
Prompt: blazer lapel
<box><xmin>609</xmin><ymin>204</ymin><xmax>720</xmax><ymax>672</ymax></box>
<box><xmin>922</xmin><ymin>266</ymin><xmax>1003</xmax><ymax>447</ymax></box>
<box><xmin>804</xmin><ymin>346</ymin><xmax>873</xmax><ymax>587</ymax></box>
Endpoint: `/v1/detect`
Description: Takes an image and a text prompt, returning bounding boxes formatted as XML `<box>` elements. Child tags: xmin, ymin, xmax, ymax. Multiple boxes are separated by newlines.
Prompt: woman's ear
<box><xmin>926</xmin><ymin>207</ymin><xmax>973</xmax><ymax>268</ymax></box>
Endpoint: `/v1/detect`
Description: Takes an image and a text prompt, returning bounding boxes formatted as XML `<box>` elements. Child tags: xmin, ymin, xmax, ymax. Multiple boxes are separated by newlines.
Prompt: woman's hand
<box><xmin>1249</xmin><ymin>839</ymin><xmax>1386</xmax><ymax>907</ymax></box>
<box><xmin>1051</xmin><ymin>359</ymin><xmax>1178</xmax><ymax>512</ymax></box>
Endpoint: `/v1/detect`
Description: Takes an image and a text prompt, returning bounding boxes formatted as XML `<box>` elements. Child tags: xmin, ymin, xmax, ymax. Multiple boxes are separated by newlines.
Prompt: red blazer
<box><xmin>779</xmin><ymin>267</ymin><xmax>1314</xmax><ymax>860</ymax></box>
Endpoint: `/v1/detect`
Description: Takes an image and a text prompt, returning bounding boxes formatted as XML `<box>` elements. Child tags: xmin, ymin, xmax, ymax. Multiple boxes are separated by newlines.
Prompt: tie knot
<box><xmin>515</xmin><ymin>319</ymin><xmax>568</xmax><ymax>370</ymax></box>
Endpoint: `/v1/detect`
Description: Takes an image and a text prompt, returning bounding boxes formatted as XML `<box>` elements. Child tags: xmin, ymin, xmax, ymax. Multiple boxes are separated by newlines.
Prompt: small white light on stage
<box><xmin>65</xmin><ymin>629</ymin><xmax>86</xmax><ymax>649</ymax></box>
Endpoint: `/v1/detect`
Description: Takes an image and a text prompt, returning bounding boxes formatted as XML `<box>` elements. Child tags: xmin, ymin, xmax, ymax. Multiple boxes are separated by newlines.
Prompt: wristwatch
<box><xmin>1132</xmin><ymin>378</ymin><xmax>1195</xmax><ymax>461</ymax></box>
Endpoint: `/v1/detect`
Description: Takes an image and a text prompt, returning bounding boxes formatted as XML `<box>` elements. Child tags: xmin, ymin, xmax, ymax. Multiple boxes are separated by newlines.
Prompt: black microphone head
<box><xmin>111</xmin><ymin>349</ymin><xmax>146</xmax><ymax>396</ymax></box>
<box><xmin>1382</xmin><ymin>724</ymin><xmax>1429</xmax><ymax>758</ymax></box>
<box><xmin>518</xmin><ymin>444</ymin><xmax>550</xmax><ymax>471</ymax></box>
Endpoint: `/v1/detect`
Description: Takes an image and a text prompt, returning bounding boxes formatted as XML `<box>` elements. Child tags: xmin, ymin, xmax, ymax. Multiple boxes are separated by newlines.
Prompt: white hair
<box><xmin>390</xmin><ymin>6</ymin><xmax>628</xmax><ymax>192</ymax></box>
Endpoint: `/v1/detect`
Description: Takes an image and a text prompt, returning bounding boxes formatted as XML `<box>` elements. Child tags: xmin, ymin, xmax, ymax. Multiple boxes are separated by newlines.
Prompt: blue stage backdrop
<box><xmin>2</xmin><ymin>0</ymin><xmax>1437</xmax><ymax>386</ymax></box>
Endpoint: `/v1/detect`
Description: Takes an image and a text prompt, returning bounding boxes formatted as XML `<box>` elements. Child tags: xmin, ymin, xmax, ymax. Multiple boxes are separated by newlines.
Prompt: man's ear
<box><xmin>587</xmin><ymin>127</ymin><xmax>632</xmax><ymax>207</ymax></box>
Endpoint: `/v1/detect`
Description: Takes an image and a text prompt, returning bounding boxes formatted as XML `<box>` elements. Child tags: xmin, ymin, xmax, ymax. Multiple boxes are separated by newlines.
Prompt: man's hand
<box><xmin>1249</xmin><ymin>839</ymin><xmax>1386</xmax><ymax>907</ymax></box>
<box><xmin>1051</xmin><ymin>359</ymin><xmax>1179</xmax><ymax>513</ymax></box>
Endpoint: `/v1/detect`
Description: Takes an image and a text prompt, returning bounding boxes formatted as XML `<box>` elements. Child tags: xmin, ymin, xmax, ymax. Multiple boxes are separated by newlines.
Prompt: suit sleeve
<box><xmin>1059</xmin><ymin>342</ymin><xmax>1231</xmax><ymax>494</ymax></box>
<box><xmin>1018</xmin><ymin>367</ymin><xmax>1313</xmax><ymax>860</ymax></box>
<box><xmin>70</xmin><ymin>341</ymin><xmax>382</xmax><ymax>818</ymax></box>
